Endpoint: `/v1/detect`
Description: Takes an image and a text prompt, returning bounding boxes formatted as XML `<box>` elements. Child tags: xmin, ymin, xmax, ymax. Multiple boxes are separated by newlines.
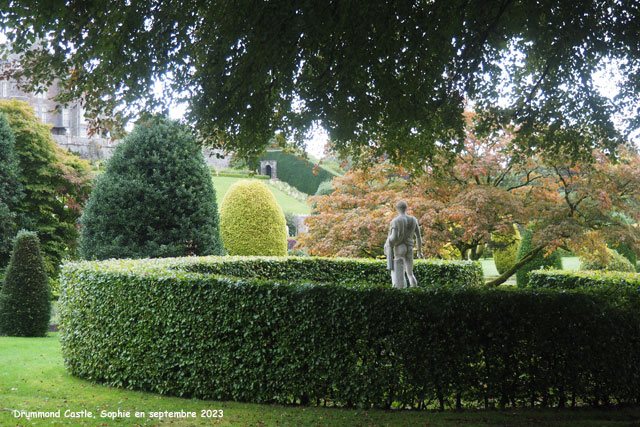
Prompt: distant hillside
<box><xmin>260</xmin><ymin>150</ymin><xmax>340</xmax><ymax>195</ymax></box>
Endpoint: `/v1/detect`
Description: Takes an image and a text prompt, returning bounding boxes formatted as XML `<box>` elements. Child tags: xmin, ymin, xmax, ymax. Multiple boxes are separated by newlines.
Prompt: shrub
<box><xmin>0</xmin><ymin>100</ymin><xmax>92</xmax><ymax>277</ymax></box>
<box><xmin>491</xmin><ymin>225</ymin><xmax>520</xmax><ymax>274</ymax></box>
<box><xmin>0</xmin><ymin>113</ymin><xmax>22</xmax><ymax>268</ymax></box>
<box><xmin>515</xmin><ymin>226</ymin><xmax>562</xmax><ymax>287</ymax></box>
<box><xmin>287</xmin><ymin>238</ymin><xmax>297</xmax><ymax>251</ymax></box>
<box><xmin>260</xmin><ymin>150</ymin><xmax>337</xmax><ymax>195</ymax></box>
<box><xmin>608</xmin><ymin>243</ymin><xmax>638</xmax><ymax>271</ymax></box>
<box><xmin>60</xmin><ymin>256</ymin><xmax>640</xmax><ymax>409</ymax></box>
<box><xmin>0</xmin><ymin>230</ymin><xmax>50</xmax><ymax>336</ymax></box>
<box><xmin>284</xmin><ymin>211</ymin><xmax>297</xmax><ymax>236</ymax></box>
<box><xmin>580</xmin><ymin>248</ymin><xmax>636</xmax><ymax>273</ymax></box>
<box><xmin>220</xmin><ymin>180</ymin><xmax>288</xmax><ymax>256</ymax></box>
<box><xmin>79</xmin><ymin>116</ymin><xmax>223</xmax><ymax>260</ymax></box>
<box><xmin>315</xmin><ymin>180</ymin><xmax>334</xmax><ymax>196</ymax></box>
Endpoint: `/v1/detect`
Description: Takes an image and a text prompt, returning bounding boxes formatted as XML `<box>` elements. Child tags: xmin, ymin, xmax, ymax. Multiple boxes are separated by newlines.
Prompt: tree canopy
<box><xmin>297</xmin><ymin>124</ymin><xmax>640</xmax><ymax>286</ymax></box>
<box><xmin>0</xmin><ymin>100</ymin><xmax>92</xmax><ymax>277</ymax></box>
<box><xmin>2</xmin><ymin>1</ymin><xmax>638</xmax><ymax>165</ymax></box>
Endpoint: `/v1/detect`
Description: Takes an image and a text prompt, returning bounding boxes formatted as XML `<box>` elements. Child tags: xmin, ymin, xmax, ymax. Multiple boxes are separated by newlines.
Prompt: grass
<box><xmin>481</xmin><ymin>256</ymin><xmax>582</xmax><ymax>285</ymax></box>
<box><xmin>2</xmin><ymin>334</ymin><xmax>640</xmax><ymax>426</ymax></box>
<box><xmin>211</xmin><ymin>175</ymin><xmax>311</xmax><ymax>214</ymax></box>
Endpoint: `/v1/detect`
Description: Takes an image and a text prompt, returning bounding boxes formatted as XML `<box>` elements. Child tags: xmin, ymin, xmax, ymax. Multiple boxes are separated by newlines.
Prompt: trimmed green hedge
<box><xmin>529</xmin><ymin>269</ymin><xmax>640</xmax><ymax>292</ymax></box>
<box><xmin>260</xmin><ymin>150</ymin><xmax>337</xmax><ymax>195</ymax></box>
<box><xmin>213</xmin><ymin>170</ymin><xmax>270</xmax><ymax>179</ymax></box>
<box><xmin>59</xmin><ymin>256</ymin><xmax>640</xmax><ymax>409</ymax></box>
<box><xmin>182</xmin><ymin>256</ymin><xmax>483</xmax><ymax>288</ymax></box>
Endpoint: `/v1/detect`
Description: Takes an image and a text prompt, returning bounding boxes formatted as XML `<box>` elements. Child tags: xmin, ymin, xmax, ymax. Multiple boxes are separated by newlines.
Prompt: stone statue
<box><xmin>384</xmin><ymin>201</ymin><xmax>423</xmax><ymax>289</ymax></box>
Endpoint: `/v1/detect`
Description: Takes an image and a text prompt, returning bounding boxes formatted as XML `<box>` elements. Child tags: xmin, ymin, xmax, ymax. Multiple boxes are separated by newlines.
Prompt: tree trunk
<box><xmin>486</xmin><ymin>245</ymin><xmax>545</xmax><ymax>287</ymax></box>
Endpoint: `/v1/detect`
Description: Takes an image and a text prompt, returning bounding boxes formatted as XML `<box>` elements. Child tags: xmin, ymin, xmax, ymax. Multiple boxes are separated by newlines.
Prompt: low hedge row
<box><xmin>213</xmin><ymin>170</ymin><xmax>270</xmax><ymax>179</ymax></box>
<box><xmin>181</xmin><ymin>256</ymin><xmax>483</xmax><ymax>288</ymax></box>
<box><xmin>59</xmin><ymin>257</ymin><xmax>640</xmax><ymax>409</ymax></box>
<box><xmin>528</xmin><ymin>269</ymin><xmax>640</xmax><ymax>292</ymax></box>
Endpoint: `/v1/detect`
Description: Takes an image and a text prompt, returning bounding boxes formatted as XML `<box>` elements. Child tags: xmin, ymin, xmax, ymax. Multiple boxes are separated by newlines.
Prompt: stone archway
<box><xmin>259</xmin><ymin>160</ymin><xmax>278</xmax><ymax>179</ymax></box>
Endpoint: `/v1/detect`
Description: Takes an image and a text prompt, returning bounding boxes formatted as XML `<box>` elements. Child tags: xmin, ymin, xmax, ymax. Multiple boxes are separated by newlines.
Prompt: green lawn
<box><xmin>481</xmin><ymin>256</ymin><xmax>581</xmax><ymax>284</ymax></box>
<box><xmin>1</xmin><ymin>335</ymin><xmax>640</xmax><ymax>426</ymax></box>
<box><xmin>211</xmin><ymin>176</ymin><xmax>311</xmax><ymax>214</ymax></box>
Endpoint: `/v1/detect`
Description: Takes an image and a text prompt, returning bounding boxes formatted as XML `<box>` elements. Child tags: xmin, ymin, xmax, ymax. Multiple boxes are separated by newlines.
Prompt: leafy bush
<box><xmin>0</xmin><ymin>100</ymin><xmax>92</xmax><ymax>277</ymax></box>
<box><xmin>0</xmin><ymin>113</ymin><xmax>22</xmax><ymax>268</ymax></box>
<box><xmin>315</xmin><ymin>180</ymin><xmax>334</xmax><ymax>196</ymax></box>
<box><xmin>491</xmin><ymin>225</ymin><xmax>520</xmax><ymax>274</ymax></box>
<box><xmin>0</xmin><ymin>230</ymin><xmax>50</xmax><ymax>336</ymax></box>
<box><xmin>220</xmin><ymin>180</ymin><xmax>288</xmax><ymax>256</ymax></box>
<box><xmin>79</xmin><ymin>116</ymin><xmax>223</xmax><ymax>260</ymax></box>
<box><xmin>580</xmin><ymin>248</ymin><xmax>636</xmax><ymax>273</ymax></box>
<box><xmin>260</xmin><ymin>150</ymin><xmax>337</xmax><ymax>195</ymax></box>
<box><xmin>284</xmin><ymin>212</ymin><xmax>297</xmax><ymax>236</ymax></box>
<box><xmin>515</xmin><ymin>226</ymin><xmax>562</xmax><ymax>287</ymax></box>
<box><xmin>60</xmin><ymin>256</ymin><xmax>640</xmax><ymax>409</ymax></box>
<box><xmin>608</xmin><ymin>243</ymin><xmax>638</xmax><ymax>271</ymax></box>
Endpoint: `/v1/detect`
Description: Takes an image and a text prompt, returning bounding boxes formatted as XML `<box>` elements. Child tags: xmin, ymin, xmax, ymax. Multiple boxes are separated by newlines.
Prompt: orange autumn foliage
<box><xmin>298</xmin><ymin>129</ymin><xmax>640</xmax><ymax>261</ymax></box>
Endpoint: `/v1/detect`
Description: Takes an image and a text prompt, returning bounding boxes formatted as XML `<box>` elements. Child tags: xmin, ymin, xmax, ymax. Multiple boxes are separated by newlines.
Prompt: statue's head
<box><xmin>396</xmin><ymin>201</ymin><xmax>408</xmax><ymax>214</ymax></box>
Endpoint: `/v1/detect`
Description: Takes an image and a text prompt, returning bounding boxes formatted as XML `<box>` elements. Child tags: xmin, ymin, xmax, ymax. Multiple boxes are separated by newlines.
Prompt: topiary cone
<box><xmin>220</xmin><ymin>180</ymin><xmax>288</xmax><ymax>256</ymax></box>
<box><xmin>0</xmin><ymin>230</ymin><xmax>51</xmax><ymax>336</ymax></box>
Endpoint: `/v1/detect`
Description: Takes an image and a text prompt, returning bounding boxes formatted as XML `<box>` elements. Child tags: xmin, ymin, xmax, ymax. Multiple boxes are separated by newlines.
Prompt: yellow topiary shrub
<box><xmin>220</xmin><ymin>180</ymin><xmax>288</xmax><ymax>256</ymax></box>
<box><xmin>492</xmin><ymin>225</ymin><xmax>521</xmax><ymax>275</ymax></box>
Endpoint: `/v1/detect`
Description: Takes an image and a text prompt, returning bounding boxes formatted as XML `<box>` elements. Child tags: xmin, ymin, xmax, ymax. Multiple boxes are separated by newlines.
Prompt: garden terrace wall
<box><xmin>59</xmin><ymin>257</ymin><xmax>640</xmax><ymax>409</ymax></box>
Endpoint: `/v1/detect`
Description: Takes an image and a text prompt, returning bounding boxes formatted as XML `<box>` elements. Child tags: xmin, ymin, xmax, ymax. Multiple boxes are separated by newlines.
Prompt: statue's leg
<box><xmin>405</xmin><ymin>249</ymin><xmax>418</xmax><ymax>287</ymax></box>
<box><xmin>393</xmin><ymin>245</ymin><xmax>407</xmax><ymax>289</ymax></box>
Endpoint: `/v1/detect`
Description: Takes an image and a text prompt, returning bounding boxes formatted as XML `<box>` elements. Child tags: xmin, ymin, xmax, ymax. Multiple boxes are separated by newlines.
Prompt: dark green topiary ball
<box><xmin>0</xmin><ymin>230</ymin><xmax>51</xmax><ymax>337</ymax></box>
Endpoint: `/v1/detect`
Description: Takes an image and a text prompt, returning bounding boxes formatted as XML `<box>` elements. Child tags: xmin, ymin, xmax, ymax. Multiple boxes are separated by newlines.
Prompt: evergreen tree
<box><xmin>79</xmin><ymin>116</ymin><xmax>223</xmax><ymax>260</ymax></box>
<box><xmin>0</xmin><ymin>112</ymin><xmax>23</xmax><ymax>268</ymax></box>
<box><xmin>0</xmin><ymin>230</ymin><xmax>51</xmax><ymax>337</ymax></box>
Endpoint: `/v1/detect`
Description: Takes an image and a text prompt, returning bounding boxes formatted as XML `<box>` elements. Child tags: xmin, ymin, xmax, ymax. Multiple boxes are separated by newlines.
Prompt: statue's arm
<box><xmin>415</xmin><ymin>219</ymin><xmax>423</xmax><ymax>258</ymax></box>
<box><xmin>388</xmin><ymin>227</ymin><xmax>398</xmax><ymax>245</ymax></box>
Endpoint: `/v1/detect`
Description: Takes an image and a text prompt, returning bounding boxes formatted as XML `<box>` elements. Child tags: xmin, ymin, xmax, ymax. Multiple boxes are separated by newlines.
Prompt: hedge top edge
<box><xmin>61</xmin><ymin>255</ymin><xmax>483</xmax><ymax>288</ymax></box>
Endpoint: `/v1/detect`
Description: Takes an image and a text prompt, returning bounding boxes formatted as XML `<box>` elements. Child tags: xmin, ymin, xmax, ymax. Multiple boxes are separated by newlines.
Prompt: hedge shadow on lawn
<box><xmin>59</xmin><ymin>257</ymin><xmax>640</xmax><ymax>410</ymax></box>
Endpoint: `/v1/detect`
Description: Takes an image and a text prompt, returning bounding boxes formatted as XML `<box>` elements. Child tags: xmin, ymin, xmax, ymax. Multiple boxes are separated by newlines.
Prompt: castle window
<box><xmin>62</xmin><ymin>108</ymin><xmax>69</xmax><ymax>127</ymax></box>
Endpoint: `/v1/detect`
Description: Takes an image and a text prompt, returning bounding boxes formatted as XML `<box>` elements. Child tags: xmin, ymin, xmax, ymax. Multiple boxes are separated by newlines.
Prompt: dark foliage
<box><xmin>79</xmin><ymin>116</ymin><xmax>223</xmax><ymax>260</ymax></box>
<box><xmin>0</xmin><ymin>230</ymin><xmax>50</xmax><ymax>337</ymax></box>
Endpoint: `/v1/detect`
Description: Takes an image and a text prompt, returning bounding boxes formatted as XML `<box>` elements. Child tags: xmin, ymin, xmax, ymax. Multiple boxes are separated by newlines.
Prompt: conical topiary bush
<box><xmin>79</xmin><ymin>115</ymin><xmax>223</xmax><ymax>260</ymax></box>
<box><xmin>220</xmin><ymin>180</ymin><xmax>288</xmax><ymax>256</ymax></box>
<box><xmin>0</xmin><ymin>230</ymin><xmax>51</xmax><ymax>336</ymax></box>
